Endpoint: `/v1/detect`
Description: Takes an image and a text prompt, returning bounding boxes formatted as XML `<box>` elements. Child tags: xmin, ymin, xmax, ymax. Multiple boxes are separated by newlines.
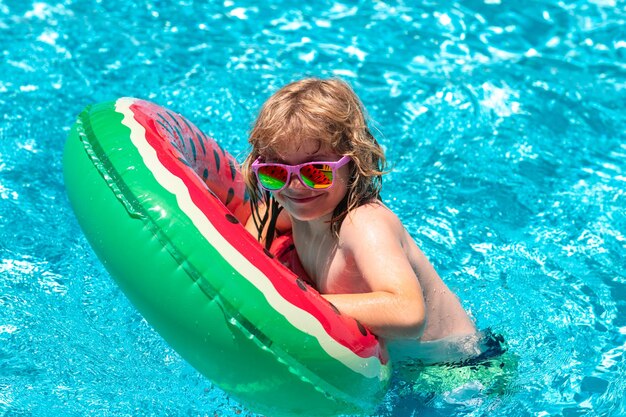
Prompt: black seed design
<box><xmin>203</xmin><ymin>168</ymin><xmax>209</xmax><ymax>181</ymax></box>
<box><xmin>213</xmin><ymin>150</ymin><xmax>221</xmax><ymax>172</ymax></box>
<box><xmin>188</xmin><ymin>136</ymin><xmax>197</xmax><ymax>161</ymax></box>
<box><xmin>181</xmin><ymin>117</ymin><xmax>206</xmax><ymax>156</ymax></box>
<box><xmin>229</xmin><ymin>160</ymin><xmax>237</xmax><ymax>181</ymax></box>
<box><xmin>225</xmin><ymin>188</ymin><xmax>235</xmax><ymax>206</ymax></box>
<box><xmin>166</xmin><ymin>110</ymin><xmax>185</xmax><ymax>135</ymax></box>
<box><xmin>263</xmin><ymin>248</ymin><xmax>274</xmax><ymax>258</ymax></box>
<box><xmin>157</xmin><ymin>119</ymin><xmax>176</xmax><ymax>140</ymax></box>
<box><xmin>195</xmin><ymin>131</ymin><xmax>207</xmax><ymax>155</ymax></box>
<box><xmin>225</xmin><ymin>214</ymin><xmax>238</xmax><ymax>224</ymax></box>
<box><xmin>157</xmin><ymin>115</ymin><xmax>176</xmax><ymax>139</ymax></box>
<box><xmin>356</xmin><ymin>320</ymin><xmax>368</xmax><ymax>336</ymax></box>
<box><xmin>295</xmin><ymin>277</ymin><xmax>307</xmax><ymax>291</ymax></box>
<box><xmin>328</xmin><ymin>302</ymin><xmax>340</xmax><ymax>315</ymax></box>
<box><xmin>178</xmin><ymin>157</ymin><xmax>192</xmax><ymax>168</ymax></box>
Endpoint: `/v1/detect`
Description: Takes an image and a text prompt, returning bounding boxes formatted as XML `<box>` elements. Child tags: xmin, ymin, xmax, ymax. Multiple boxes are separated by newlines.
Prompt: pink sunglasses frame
<box><xmin>251</xmin><ymin>155</ymin><xmax>352</xmax><ymax>192</ymax></box>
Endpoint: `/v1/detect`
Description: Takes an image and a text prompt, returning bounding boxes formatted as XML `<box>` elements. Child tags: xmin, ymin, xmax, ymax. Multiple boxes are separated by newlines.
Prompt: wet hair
<box><xmin>242</xmin><ymin>77</ymin><xmax>387</xmax><ymax>248</ymax></box>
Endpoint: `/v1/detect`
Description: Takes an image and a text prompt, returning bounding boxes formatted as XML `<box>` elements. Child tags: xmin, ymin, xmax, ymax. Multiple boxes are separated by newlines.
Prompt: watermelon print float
<box><xmin>62</xmin><ymin>98</ymin><xmax>391</xmax><ymax>416</ymax></box>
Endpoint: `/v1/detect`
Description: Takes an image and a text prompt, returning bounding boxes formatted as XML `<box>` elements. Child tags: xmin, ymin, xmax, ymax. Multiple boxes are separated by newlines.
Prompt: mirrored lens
<box><xmin>299</xmin><ymin>163</ymin><xmax>333</xmax><ymax>189</ymax></box>
<box><xmin>257</xmin><ymin>165</ymin><xmax>288</xmax><ymax>190</ymax></box>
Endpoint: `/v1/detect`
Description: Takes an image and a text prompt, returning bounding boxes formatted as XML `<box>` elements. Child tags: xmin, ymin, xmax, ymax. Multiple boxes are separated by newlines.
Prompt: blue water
<box><xmin>1</xmin><ymin>0</ymin><xmax>625</xmax><ymax>415</ymax></box>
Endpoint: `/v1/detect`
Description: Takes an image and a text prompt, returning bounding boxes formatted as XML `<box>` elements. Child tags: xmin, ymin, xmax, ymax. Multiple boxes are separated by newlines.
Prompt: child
<box><xmin>242</xmin><ymin>77</ymin><xmax>478</xmax><ymax>363</ymax></box>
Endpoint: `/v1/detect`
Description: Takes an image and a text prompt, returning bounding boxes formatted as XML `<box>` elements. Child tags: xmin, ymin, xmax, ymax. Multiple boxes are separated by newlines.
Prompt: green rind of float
<box><xmin>63</xmin><ymin>100</ymin><xmax>386</xmax><ymax>416</ymax></box>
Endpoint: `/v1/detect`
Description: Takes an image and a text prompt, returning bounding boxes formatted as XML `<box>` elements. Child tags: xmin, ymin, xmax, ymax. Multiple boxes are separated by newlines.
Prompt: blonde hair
<box><xmin>242</xmin><ymin>77</ymin><xmax>386</xmax><ymax>246</ymax></box>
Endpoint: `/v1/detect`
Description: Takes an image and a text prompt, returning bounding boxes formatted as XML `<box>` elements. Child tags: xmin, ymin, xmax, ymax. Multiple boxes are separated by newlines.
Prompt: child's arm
<box><xmin>322</xmin><ymin>205</ymin><xmax>427</xmax><ymax>340</ymax></box>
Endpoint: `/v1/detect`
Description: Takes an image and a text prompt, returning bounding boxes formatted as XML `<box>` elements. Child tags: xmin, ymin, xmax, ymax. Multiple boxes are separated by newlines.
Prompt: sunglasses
<box><xmin>251</xmin><ymin>155</ymin><xmax>352</xmax><ymax>192</ymax></box>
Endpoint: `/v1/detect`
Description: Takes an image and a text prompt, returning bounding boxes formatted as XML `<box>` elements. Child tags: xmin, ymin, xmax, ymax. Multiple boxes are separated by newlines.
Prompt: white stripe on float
<box><xmin>115</xmin><ymin>98</ymin><xmax>386</xmax><ymax>380</ymax></box>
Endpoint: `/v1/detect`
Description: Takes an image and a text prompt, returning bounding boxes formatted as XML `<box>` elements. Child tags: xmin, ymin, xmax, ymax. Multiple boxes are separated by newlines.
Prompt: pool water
<box><xmin>1</xmin><ymin>1</ymin><xmax>625</xmax><ymax>416</ymax></box>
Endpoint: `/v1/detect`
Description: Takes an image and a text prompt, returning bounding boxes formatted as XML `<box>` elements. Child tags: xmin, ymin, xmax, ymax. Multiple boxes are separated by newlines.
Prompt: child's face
<box><xmin>265</xmin><ymin>138</ymin><xmax>350</xmax><ymax>223</ymax></box>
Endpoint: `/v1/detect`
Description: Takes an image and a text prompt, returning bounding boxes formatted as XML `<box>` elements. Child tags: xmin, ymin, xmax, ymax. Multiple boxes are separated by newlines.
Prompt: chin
<box><xmin>279</xmin><ymin>202</ymin><xmax>335</xmax><ymax>223</ymax></box>
<box><xmin>285</xmin><ymin>206</ymin><xmax>334</xmax><ymax>222</ymax></box>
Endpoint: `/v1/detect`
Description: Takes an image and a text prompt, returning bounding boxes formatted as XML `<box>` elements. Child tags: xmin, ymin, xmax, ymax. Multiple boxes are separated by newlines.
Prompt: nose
<box><xmin>286</xmin><ymin>172</ymin><xmax>307</xmax><ymax>190</ymax></box>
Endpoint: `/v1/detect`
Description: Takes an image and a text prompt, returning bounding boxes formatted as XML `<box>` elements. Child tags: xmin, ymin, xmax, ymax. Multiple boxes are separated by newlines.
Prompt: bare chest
<box><xmin>294</xmin><ymin>236</ymin><xmax>366</xmax><ymax>294</ymax></box>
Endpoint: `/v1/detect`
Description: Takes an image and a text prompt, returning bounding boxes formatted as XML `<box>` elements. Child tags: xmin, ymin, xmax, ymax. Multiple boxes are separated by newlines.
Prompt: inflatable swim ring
<box><xmin>63</xmin><ymin>98</ymin><xmax>391</xmax><ymax>416</ymax></box>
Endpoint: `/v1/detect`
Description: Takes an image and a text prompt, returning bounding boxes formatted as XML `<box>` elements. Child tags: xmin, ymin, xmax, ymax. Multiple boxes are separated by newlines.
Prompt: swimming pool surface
<box><xmin>1</xmin><ymin>1</ymin><xmax>625</xmax><ymax>416</ymax></box>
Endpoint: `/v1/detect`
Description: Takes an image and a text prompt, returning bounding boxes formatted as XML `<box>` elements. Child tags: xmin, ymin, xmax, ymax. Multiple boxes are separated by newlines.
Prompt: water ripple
<box><xmin>1</xmin><ymin>0</ymin><xmax>625</xmax><ymax>416</ymax></box>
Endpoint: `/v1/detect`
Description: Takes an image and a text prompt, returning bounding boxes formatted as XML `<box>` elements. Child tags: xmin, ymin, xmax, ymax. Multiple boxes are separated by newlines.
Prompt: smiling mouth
<box><xmin>285</xmin><ymin>195</ymin><xmax>321</xmax><ymax>204</ymax></box>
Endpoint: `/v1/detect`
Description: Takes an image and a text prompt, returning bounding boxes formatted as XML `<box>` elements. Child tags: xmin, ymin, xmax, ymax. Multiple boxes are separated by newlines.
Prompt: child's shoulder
<box><xmin>339</xmin><ymin>200</ymin><xmax>405</xmax><ymax>242</ymax></box>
